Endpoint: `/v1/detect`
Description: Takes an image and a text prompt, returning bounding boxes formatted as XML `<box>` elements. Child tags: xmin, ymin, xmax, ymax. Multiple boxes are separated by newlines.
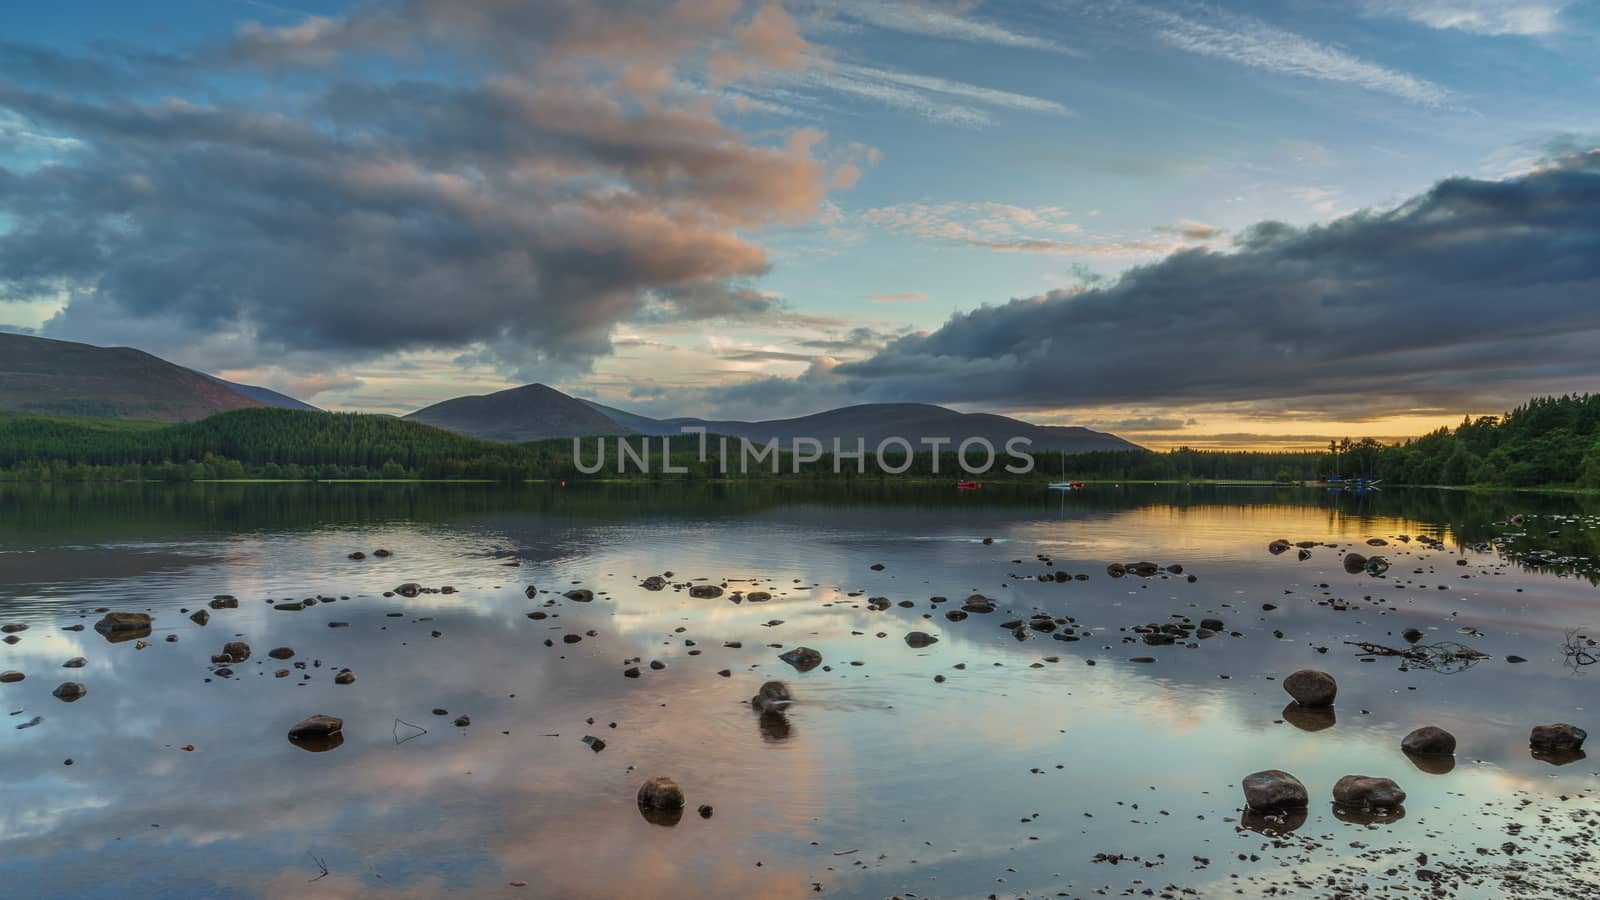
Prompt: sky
<box><xmin>1</xmin><ymin>0</ymin><xmax>1598</xmax><ymax>449</ymax></box>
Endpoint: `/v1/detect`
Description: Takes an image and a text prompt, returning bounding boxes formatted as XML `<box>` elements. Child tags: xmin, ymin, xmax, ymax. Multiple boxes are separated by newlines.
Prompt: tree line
<box><xmin>0</xmin><ymin>396</ymin><xmax>1596</xmax><ymax>488</ymax></box>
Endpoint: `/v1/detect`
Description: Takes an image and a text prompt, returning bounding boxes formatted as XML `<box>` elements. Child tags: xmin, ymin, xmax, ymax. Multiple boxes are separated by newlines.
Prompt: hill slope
<box><xmin>195</xmin><ymin>372</ymin><xmax>319</xmax><ymax>411</ymax></box>
<box><xmin>406</xmin><ymin>384</ymin><xmax>635</xmax><ymax>441</ymax></box>
<box><xmin>0</xmin><ymin>332</ymin><xmax>265</xmax><ymax>422</ymax></box>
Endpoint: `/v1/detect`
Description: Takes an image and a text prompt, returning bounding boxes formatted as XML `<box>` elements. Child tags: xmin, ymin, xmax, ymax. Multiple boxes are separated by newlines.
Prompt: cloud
<box><xmin>858</xmin><ymin>200</ymin><xmax>1210</xmax><ymax>257</ymax></box>
<box><xmin>1152</xmin><ymin>218</ymin><xmax>1225</xmax><ymax>240</ymax></box>
<box><xmin>1361</xmin><ymin>0</ymin><xmax>1569</xmax><ymax>36</ymax></box>
<box><xmin>866</xmin><ymin>291</ymin><xmax>928</xmax><ymax>303</ymax></box>
<box><xmin>808</xmin><ymin>0</ymin><xmax>1073</xmax><ymax>53</ymax></box>
<box><xmin>1101</xmin><ymin>416</ymin><xmax>1192</xmax><ymax>431</ymax></box>
<box><xmin>765</xmin><ymin>59</ymin><xmax>1068</xmax><ymax>127</ymax></box>
<box><xmin>1138</xmin><ymin>3</ymin><xmax>1453</xmax><ymax>106</ymax></box>
<box><xmin>0</xmin><ymin>1</ymin><xmax>857</xmax><ymax>380</ymax></box>
<box><xmin>748</xmin><ymin>151</ymin><xmax>1600</xmax><ymax>420</ymax></box>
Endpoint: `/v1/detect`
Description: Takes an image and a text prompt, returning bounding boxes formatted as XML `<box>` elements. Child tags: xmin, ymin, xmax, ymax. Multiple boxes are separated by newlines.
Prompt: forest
<box><xmin>0</xmin><ymin>395</ymin><xmax>1595</xmax><ymax>488</ymax></box>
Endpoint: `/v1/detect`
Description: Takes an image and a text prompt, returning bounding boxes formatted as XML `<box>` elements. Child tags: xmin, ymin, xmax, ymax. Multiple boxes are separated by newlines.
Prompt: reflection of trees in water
<box><xmin>3</xmin><ymin>482</ymin><xmax>1598</xmax><ymax>568</ymax></box>
<box><xmin>1344</xmin><ymin>640</ymin><xmax>1488</xmax><ymax>674</ymax></box>
<box><xmin>1563</xmin><ymin>628</ymin><xmax>1597</xmax><ymax>673</ymax></box>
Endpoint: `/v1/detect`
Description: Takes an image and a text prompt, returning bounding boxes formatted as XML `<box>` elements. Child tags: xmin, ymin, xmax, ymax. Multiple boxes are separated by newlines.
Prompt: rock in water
<box><xmin>334</xmin><ymin>670</ymin><xmax>356</xmax><ymax>685</ymax></box>
<box><xmin>1268</xmin><ymin>539</ymin><xmax>1291</xmax><ymax>555</ymax></box>
<box><xmin>1242</xmin><ymin>770</ymin><xmax>1308</xmax><ymax>812</ymax></box>
<box><xmin>1282</xmin><ymin>669</ymin><xmax>1337</xmax><ymax>708</ymax></box>
<box><xmin>53</xmin><ymin>682</ymin><xmax>88</xmax><ymax>701</ymax></box>
<box><xmin>93</xmin><ymin>612</ymin><xmax>152</xmax><ymax>633</ymax></box>
<box><xmin>1530</xmin><ymin>723</ymin><xmax>1587</xmax><ymax>754</ymax></box>
<box><xmin>0</xmin><ymin>670</ymin><xmax>24</xmax><ymax>683</ymax></box>
<box><xmin>189</xmin><ymin>610</ymin><xmax>209</xmax><ymax>626</ymax></box>
<box><xmin>638</xmin><ymin>776</ymin><xmax>685</xmax><ymax>809</ymax></box>
<box><xmin>1332</xmin><ymin>775</ymin><xmax>1406</xmax><ymax>810</ymax></box>
<box><xmin>640</xmin><ymin>576</ymin><xmax>666</xmax><ymax>591</ymax></box>
<box><xmin>62</xmin><ymin>657</ymin><xmax>86</xmax><ymax>669</ymax></box>
<box><xmin>288</xmin><ymin>715</ymin><xmax>343</xmax><ymax>741</ymax></box>
<box><xmin>219</xmin><ymin>641</ymin><xmax>251</xmax><ymax>663</ymax></box>
<box><xmin>904</xmin><ymin>631</ymin><xmax>939</xmax><ymax>648</ymax></box>
<box><xmin>394</xmin><ymin>583</ymin><xmax>422</xmax><ymax>598</ymax></box>
<box><xmin>778</xmin><ymin>647</ymin><xmax>823</xmax><ymax>672</ymax></box>
<box><xmin>961</xmin><ymin>594</ymin><xmax>995</xmax><ymax>613</ymax></box>
<box><xmin>268</xmin><ymin>647</ymin><xmax>295</xmax><ymax>660</ymax></box>
<box><xmin>750</xmin><ymin>681</ymin><xmax>792</xmax><ymax>713</ymax></box>
<box><xmin>1342</xmin><ymin>553</ymin><xmax>1368</xmax><ymax>573</ymax></box>
<box><xmin>688</xmin><ymin>584</ymin><xmax>723</xmax><ymax>599</ymax></box>
<box><xmin>564</xmin><ymin>589</ymin><xmax>594</xmax><ymax>602</ymax></box>
<box><xmin>1401</xmin><ymin>725</ymin><xmax>1456</xmax><ymax>756</ymax></box>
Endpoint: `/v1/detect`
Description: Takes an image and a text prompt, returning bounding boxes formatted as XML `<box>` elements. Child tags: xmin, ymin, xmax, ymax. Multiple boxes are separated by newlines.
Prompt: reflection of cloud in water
<box><xmin>2</xmin><ymin>485</ymin><xmax>1598</xmax><ymax>896</ymax></box>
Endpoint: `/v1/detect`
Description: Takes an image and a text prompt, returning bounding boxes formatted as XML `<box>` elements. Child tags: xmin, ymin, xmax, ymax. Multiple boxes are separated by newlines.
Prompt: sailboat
<box><xmin>1046</xmin><ymin>454</ymin><xmax>1085</xmax><ymax>491</ymax></box>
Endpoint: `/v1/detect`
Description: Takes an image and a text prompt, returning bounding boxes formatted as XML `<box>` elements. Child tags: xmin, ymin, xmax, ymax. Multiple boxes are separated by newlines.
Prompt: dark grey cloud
<box><xmin>1102</xmin><ymin>416</ymin><xmax>1192</xmax><ymax>431</ymax></box>
<box><xmin>0</xmin><ymin>1</ymin><xmax>838</xmax><ymax>379</ymax></box>
<box><xmin>781</xmin><ymin>150</ymin><xmax>1600</xmax><ymax>418</ymax></box>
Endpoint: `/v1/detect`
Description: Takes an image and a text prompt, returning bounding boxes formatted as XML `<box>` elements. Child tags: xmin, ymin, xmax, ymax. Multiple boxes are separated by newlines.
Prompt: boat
<box><xmin>1046</xmin><ymin>454</ymin><xmax>1085</xmax><ymax>491</ymax></box>
<box><xmin>956</xmin><ymin>480</ymin><xmax>980</xmax><ymax>491</ymax></box>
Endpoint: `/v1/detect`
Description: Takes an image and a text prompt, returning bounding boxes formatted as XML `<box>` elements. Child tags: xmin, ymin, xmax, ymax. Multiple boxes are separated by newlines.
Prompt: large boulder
<box><xmin>1401</xmin><ymin>725</ymin><xmax>1456</xmax><ymax>757</ymax></box>
<box><xmin>1241</xmin><ymin>770</ymin><xmax>1308</xmax><ymax>812</ymax></box>
<box><xmin>1268</xmin><ymin>539</ymin><xmax>1292</xmax><ymax>555</ymax></box>
<box><xmin>1332</xmin><ymin>775</ymin><xmax>1406</xmax><ymax>810</ymax></box>
<box><xmin>94</xmin><ymin>612</ymin><xmax>152</xmax><ymax>633</ymax></box>
<box><xmin>1282</xmin><ymin>669</ymin><xmax>1337</xmax><ymax>708</ymax></box>
<box><xmin>1342</xmin><ymin>553</ymin><xmax>1368</xmax><ymax>573</ymax></box>
<box><xmin>640</xmin><ymin>576</ymin><xmax>667</xmax><ymax>591</ymax></box>
<box><xmin>904</xmin><ymin>631</ymin><xmax>939</xmax><ymax>649</ymax></box>
<box><xmin>1530</xmin><ymin>723</ymin><xmax>1587</xmax><ymax>754</ymax></box>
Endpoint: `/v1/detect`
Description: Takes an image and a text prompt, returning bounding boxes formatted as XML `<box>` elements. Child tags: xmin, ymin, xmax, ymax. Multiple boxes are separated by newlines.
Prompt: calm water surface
<box><xmin>1</xmin><ymin>483</ymin><xmax>1598</xmax><ymax>898</ymax></box>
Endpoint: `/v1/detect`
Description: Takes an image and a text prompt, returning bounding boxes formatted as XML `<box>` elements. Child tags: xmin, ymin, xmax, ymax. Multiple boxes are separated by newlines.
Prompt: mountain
<box><xmin>579</xmin><ymin>395</ymin><xmax>1138</xmax><ymax>453</ymax></box>
<box><xmin>632</xmin><ymin>402</ymin><xmax>1140</xmax><ymax>454</ymax></box>
<box><xmin>425</xmin><ymin>386</ymin><xmax>1136</xmax><ymax>453</ymax></box>
<box><xmin>195</xmin><ymin>372</ymin><xmax>319</xmax><ymax>411</ymax></box>
<box><xmin>405</xmin><ymin>383</ymin><xmax>635</xmax><ymax>442</ymax></box>
<box><xmin>0</xmin><ymin>332</ymin><xmax>267</xmax><ymax>422</ymax></box>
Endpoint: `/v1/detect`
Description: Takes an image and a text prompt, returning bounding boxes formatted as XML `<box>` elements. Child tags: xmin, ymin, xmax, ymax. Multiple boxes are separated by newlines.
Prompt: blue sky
<box><xmin>3</xmin><ymin>1</ymin><xmax>1599</xmax><ymax>446</ymax></box>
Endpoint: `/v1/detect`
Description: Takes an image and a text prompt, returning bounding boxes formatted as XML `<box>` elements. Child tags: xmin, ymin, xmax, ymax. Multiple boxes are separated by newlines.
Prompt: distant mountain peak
<box><xmin>404</xmin><ymin>382</ymin><xmax>633</xmax><ymax>442</ymax></box>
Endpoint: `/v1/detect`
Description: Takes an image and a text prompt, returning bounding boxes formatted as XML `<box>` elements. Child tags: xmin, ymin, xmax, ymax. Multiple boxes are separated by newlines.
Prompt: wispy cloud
<box><xmin>1141</xmin><ymin>4</ymin><xmax>1453</xmax><ymax>106</ymax></box>
<box><xmin>863</xmin><ymin>201</ymin><xmax>1215</xmax><ymax>256</ymax></box>
<box><xmin>866</xmin><ymin>291</ymin><xmax>928</xmax><ymax>303</ymax></box>
<box><xmin>769</xmin><ymin>59</ymin><xmax>1069</xmax><ymax>126</ymax></box>
<box><xmin>1361</xmin><ymin>0</ymin><xmax>1569</xmax><ymax>36</ymax></box>
<box><xmin>808</xmin><ymin>0</ymin><xmax>1075</xmax><ymax>53</ymax></box>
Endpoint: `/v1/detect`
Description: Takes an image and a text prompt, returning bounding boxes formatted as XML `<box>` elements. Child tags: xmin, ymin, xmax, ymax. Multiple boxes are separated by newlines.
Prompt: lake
<box><xmin>1</xmin><ymin>482</ymin><xmax>1598</xmax><ymax>898</ymax></box>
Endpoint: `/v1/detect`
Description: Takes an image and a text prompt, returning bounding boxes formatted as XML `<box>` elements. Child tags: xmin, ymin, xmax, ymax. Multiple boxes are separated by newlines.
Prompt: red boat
<box><xmin>956</xmin><ymin>480</ymin><xmax>980</xmax><ymax>491</ymax></box>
